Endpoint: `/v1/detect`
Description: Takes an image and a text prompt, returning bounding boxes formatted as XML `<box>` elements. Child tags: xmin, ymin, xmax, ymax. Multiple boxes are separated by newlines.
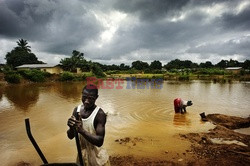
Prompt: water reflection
<box><xmin>4</xmin><ymin>84</ymin><xmax>39</xmax><ymax>111</ymax></box>
<box><xmin>54</xmin><ymin>82</ymin><xmax>86</xmax><ymax>101</ymax></box>
<box><xmin>173</xmin><ymin>113</ymin><xmax>191</xmax><ymax>126</ymax></box>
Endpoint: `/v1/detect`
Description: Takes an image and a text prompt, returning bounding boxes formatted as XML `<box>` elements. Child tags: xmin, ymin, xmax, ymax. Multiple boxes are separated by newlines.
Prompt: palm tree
<box><xmin>16</xmin><ymin>39</ymin><xmax>31</xmax><ymax>52</ymax></box>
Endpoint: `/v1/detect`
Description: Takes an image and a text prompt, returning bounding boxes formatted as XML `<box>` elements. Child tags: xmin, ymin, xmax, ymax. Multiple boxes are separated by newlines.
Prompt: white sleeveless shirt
<box><xmin>76</xmin><ymin>105</ymin><xmax>109</xmax><ymax>166</ymax></box>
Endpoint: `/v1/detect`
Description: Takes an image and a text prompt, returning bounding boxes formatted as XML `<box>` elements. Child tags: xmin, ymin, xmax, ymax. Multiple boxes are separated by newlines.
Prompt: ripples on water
<box><xmin>0</xmin><ymin>81</ymin><xmax>250</xmax><ymax>165</ymax></box>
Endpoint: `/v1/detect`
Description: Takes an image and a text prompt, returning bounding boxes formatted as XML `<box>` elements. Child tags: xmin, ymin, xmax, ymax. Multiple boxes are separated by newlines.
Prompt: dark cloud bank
<box><xmin>0</xmin><ymin>0</ymin><xmax>249</xmax><ymax>65</ymax></box>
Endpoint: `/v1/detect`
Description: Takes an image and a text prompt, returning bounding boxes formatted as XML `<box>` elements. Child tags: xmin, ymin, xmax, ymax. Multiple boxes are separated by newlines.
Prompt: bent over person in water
<box><xmin>67</xmin><ymin>84</ymin><xmax>110</xmax><ymax>166</ymax></box>
<box><xmin>174</xmin><ymin>98</ymin><xmax>193</xmax><ymax>114</ymax></box>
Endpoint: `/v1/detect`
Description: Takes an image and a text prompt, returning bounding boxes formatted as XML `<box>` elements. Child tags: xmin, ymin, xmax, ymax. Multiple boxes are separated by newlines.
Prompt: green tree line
<box><xmin>3</xmin><ymin>39</ymin><xmax>250</xmax><ymax>73</ymax></box>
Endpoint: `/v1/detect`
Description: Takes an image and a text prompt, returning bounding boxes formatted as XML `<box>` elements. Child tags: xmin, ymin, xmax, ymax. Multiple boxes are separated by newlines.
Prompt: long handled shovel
<box><xmin>25</xmin><ymin>118</ymin><xmax>48</xmax><ymax>165</ymax></box>
<box><xmin>25</xmin><ymin>118</ymin><xmax>83</xmax><ymax>166</ymax></box>
<box><xmin>74</xmin><ymin>128</ymin><xmax>84</xmax><ymax>166</ymax></box>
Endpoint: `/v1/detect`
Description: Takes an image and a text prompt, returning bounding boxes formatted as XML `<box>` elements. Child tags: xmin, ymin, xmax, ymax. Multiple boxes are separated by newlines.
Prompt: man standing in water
<box><xmin>67</xmin><ymin>84</ymin><xmax>110</xmax><ymax>166</ymax></box>
<box><xmin>174</xmin><ymin>98</ymin><xmax>193</xmax><ymax>114</ymax></box>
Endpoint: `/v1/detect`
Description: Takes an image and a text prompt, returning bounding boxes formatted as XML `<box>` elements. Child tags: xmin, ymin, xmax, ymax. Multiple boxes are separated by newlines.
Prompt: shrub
<box><xmin>168</xmin><ymin>69</ymin><xmax>180</xmax><ymax>73</ymax></box>
<box><xmin>18</xmin><ymin>69</ymin><xmax>46</xmax><ymax>82</ymax></box>
<box><xmin>105</xmin><ymin>70</ymin><xmax>120</xmax><ymax>75</ymax></box>
<box><xmin>196</xmin><ymin>68</ymin><xmax>225</xmax><ymax>75</ymax></box>
<box><xmin>144</xmin><ymin>68</ymin><xmax>151</xmax><ymax>74</ymax></box>
<box><xmin>124</xmin><ymin>69</ymin><xmax>139</xmax><ymax>74</ymax></box>
<box><xmin>92</xmin><ymin>65</ymin><xmax>106</xmax><ymax>78</ymax></box>
<box><xmin>74</xmin><ymin>74</ymin><xmax>87</xmax><ymax>81</ymax></box>
<box><xmin>4</xmin><ymin>72</ymin><xmax>22</xmax><ymax>83</ymax></box>
<box><xmin>178</xmin><ymin>75</ymin><xmax>190</xmax><ymax>81</ymax></box>
<box><xmin>151</xmin><ymin>69</ymin><xmax>164</xmax><ymax>74</ymax></box>
<box><xmin>59</xmin><ymin>72</ymin><xmax>75</xmax><ymax>81</ymax></box>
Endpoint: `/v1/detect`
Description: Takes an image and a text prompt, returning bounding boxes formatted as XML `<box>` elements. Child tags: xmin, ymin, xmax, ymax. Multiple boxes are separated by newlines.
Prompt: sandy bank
<box><xmin>110</xmin><ymin>114</ymin><xmax>250</xmax><ymax>166</ymax></box>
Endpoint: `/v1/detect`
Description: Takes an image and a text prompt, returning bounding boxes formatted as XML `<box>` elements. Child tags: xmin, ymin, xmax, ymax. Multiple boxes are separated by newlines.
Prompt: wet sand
<box><xmin>109</xmin><ymin>114</ymin><xmax>250</xmax><ymax>166</ymax></box>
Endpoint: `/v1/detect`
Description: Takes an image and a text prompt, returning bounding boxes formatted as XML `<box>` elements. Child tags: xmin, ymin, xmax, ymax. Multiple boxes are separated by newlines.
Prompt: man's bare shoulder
<box><xmin>97</xmin><ymin>108</ymin><xmax>107</xmax><ymax>117</ymax></box>
<box><xmin>96</xmin><ymin>108</ymin><xmax>107</xmax><ymax>123</ymax></box>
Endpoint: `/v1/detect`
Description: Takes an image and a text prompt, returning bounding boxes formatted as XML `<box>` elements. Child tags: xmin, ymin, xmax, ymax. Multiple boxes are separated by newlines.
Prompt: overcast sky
<box><xmin>0</xmin><ymin>0</ymin><xmax>250</xmax><ymax>66</ymax></box>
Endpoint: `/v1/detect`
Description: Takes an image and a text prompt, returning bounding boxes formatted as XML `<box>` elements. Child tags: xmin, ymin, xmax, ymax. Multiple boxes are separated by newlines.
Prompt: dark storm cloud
<box><xmin>189</xmin><ymin>0</ymin><xmax>238</xmax><ymax>5</ymax></box>
<box><xmin>220</xmin><ymin>6</ymin><xmax>250</xmax><ymax>31</ymax></box>
<box><xmin>95</xmin><ymin>0</ymin><xmax>249</xmax><ymax>63</ymax></box>
<box><xmin>113</xmin><ymin>0</ymin><xmax>190</xmax><ymax>21</ymax></box>
<box><xmin>86</xmin><ymin>9</ymin><xmax>217</xmax><ymax>61</ymax></box>
<box><xmin>112</xmin><ymin>0</ymin><xmax>240</xmax><ymax>21</ymax></box>
<box><xmin>185</xmin><ymin>1</ymin><xmax>250</xmax><ymax>61</ymax></box>
<box><xmin>187</xmin><ymin>35</ymin><xmax>250</xmax><ymax>56</ymax></box>
<box><xmin>0</xmin><ymin>0</ymin><xmax>103</xmax><ymax>55</ymax></box>
<box><xmin>0</xmin><ymin>1</ymin><xmax>24</xmax><ymax>37</ymax></box>
<box><xmin>0</xmin><ymin>0</ymin><xmax>249</xmax><ymax>64</ymax></box>
<box><xmin>0</xmin><ymin>0</ymin><xmax>55</xmax><ymax>38</ymax></box>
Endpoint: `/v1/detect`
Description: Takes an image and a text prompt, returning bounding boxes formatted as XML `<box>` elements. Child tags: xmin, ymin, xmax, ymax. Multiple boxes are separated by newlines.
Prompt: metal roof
<box><xmin>16</xmin><ymin>64</ymin><xmax>59</xmax><ymax>68</ymax></box>
<box><xmin>225</xmin><ymin>67</ymin><xmax>242</xmax><ymax>70</ymax></box>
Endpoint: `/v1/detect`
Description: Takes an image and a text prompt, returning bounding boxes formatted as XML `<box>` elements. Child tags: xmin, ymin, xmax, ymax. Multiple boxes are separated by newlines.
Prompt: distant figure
<box><xmin>174</xmin><ymin>98</ymin><xmax>193</xmax><ymax>114</ymax></box>
<box><xmin>200</xmin><ymin>112</ymin><xmax>208</xmax><ymax>121</ymax></box>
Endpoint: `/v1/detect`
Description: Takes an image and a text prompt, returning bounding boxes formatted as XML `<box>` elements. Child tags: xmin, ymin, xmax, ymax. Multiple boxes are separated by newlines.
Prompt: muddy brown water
<box><xmin>0</xmin><ymin>80</ymin><xmax>250</xmax><ymax>165</ymax></box>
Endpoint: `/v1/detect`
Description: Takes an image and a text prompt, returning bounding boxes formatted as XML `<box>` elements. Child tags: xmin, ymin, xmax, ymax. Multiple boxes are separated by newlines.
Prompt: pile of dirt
<box><xmin>179</xmin><ymin>114</ymin><xmax>250</xmax><ymax>166</ymax></box>
<box><xmin>206</xmin><ymin>114</ymin><xmax>250</xmax><ymax>129</ymax></box>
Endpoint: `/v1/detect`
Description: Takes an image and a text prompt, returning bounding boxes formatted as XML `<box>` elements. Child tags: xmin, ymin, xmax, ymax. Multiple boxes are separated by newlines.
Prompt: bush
<box><xmin>43</xmin><ymin>71</ymin><xmax>52</xmax><ymax>77</ymax></box>
<box><xmin>196</xmin><ymin>68</ymin><xmax>225</xmax><ymax>75</ymax></box>
<box><xmin>59</xmin><ymin>72</ymin><xmax>94</xmax><ymax>81</ymax></box>
<box><xmin>2</xmin><ymin>65</ymin><xmax>12</xmax><ymax>73</ymax></box>
<box><xmin>144</xmin><ymin>68</ymin><xmax>151</xmax><ymax>74</ymax></box>
<box><xmin>151</xmin><ymin>69</ymin><xmax>164</xmax><ymax>74</ymax></box>
<box><xmin>18</xmin><ymin>69</ymin><xmax>46</xmax><ymax>82</ymax></box>
<box><xmin>178</xmin><ymin>75</ymin><xmax>190</xmax><ymax>81</ymax></box>
<box><xmin>4</xmin><ymin>72</ymin><xmax>22</xmax><ymax>83</ymax></box>
<box><xmin>123</xmin><ymin>69</ymin><xmax>139</xmax><ymax>74</ymax></box>
<box><xmin>31</xmin><ymin>73</ymin><xmax>45</xmax><ymax>82</ymax></box>
<box><xmin>59</xmin><ymin>72</ymin><xmax>75</xmax><ymax>81</ymax></box>
<box><xmin>105</xmin><ymin>70</ymin><xmax>120</xmax><ymax>75</ymax></box>
<box><xmin>74</xmin><ymin>73</ymin><xmax>87</xmax><ymax>81</ymax></box>
<box><xmin>92</xmin><ymin>65</ymin><xmax>106</xmax><ymax>78</ymax></box>
<box><xmin>167</xmin><ymin>69</ymin><xmax>179</xmax><ymax>73</ymax></box>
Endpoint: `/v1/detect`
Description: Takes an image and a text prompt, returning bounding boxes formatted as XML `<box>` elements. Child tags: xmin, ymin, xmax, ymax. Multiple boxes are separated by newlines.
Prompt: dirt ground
<box><xmin>110</xmin><ymin>114</ymin><xmax>250</xmax><ymax>166</ymax></box>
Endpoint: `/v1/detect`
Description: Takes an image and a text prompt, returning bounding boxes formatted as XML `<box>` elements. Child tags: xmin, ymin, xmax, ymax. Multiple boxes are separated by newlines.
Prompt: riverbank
<box><xmin>1</xmin><ymin>71</ymin><xmax>250</xmax><ymax>85</ymax></box>
<box><xmin>109</xmin><ymin>114</ymin><xmax>250</xmax><ymax>166</ymax></box>
<box><xmin>108</xmin><ymin>73</ymin><xmax>250</xmax><ymax>82</ymax></box>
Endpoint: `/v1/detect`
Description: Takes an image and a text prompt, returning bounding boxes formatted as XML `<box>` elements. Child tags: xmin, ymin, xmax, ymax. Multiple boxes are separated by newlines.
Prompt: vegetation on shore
<box><xmin>1</xmin><ymin>39</ymin><xmax>250</xmax><ymax>84</ymax></box>
<box><xmin>2</xmin><ymin>65</ymin><xmax>250</xmax><ymax>84</ymax></box>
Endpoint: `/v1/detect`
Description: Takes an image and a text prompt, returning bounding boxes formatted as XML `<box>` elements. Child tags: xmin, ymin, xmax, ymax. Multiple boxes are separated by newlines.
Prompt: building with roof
<box><xmin>225</xmin><ymin>67</ymin><xmax>242</xmax><ymax>74</ymax></box>
<box><xmin>16</xmin><ymin>64</ymin><xmax>63</xmax><ymax>74</ymax></box>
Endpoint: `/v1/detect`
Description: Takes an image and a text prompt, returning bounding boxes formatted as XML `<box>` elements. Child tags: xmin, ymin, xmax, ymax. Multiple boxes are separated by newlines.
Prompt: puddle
<box><xmin>210</xmin><ymin>138</ymin><xmax>247</xmax><ymax>147</ymax></box>
<box><xmin>234</xmin><ymin>127</ymin><xmax>250</xmax><ymax>135</ymax></box>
